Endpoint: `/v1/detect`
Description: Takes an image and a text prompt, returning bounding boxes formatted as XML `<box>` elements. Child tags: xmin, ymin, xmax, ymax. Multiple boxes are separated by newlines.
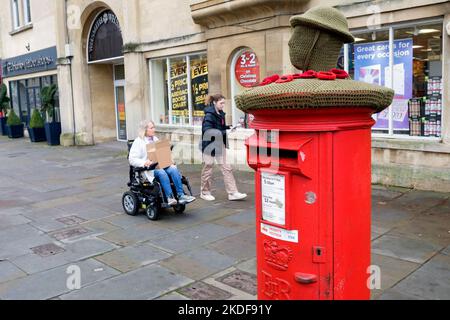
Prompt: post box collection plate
<box><xmin>261</xmin><ymin>172</ymin><xmax>286</xmax><ymax>226</ymax></box>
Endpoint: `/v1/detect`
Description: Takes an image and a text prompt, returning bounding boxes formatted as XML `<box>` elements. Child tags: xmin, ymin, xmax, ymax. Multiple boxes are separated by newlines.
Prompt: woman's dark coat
<box><xmin>201</xmin><ymin>105</ymin><xmax>230</xmax><ymax>157</ymax></box>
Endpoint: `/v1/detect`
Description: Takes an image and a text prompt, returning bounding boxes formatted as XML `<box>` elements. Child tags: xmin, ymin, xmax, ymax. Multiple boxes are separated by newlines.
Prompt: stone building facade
<box><xmin>1</xmin><ymin>0</ymin><xmax>449</xmax><ymax>191</ymax></box>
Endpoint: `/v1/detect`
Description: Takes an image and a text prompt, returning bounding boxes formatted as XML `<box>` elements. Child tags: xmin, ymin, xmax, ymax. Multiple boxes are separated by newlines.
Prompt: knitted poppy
<box><xmin>330</xmin><ymin>68</ymin><xmax>349</xmax><ymax>79</ymax></box>
<box><xmin>276</xmin><ymin>75</ymin><xmax>294</xmax><ymax>83</ymax></box>
<box><xmin>316</xmin><ymin>71</ymin><xmax>336</xmax><ymax>80</ymax></box>
<box><xmin>259</xmin><ymin>74</ymin><xmax>280</xmax><ymax>86</ymax></box>
<box><xmin>298</xmin><ymin>70</ymin><xmax>317</xmax><ymax>79</ymax></box>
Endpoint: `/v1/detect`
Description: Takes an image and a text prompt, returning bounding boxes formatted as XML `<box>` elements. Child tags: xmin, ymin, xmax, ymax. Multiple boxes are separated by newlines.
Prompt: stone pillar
<box><xmin>124</xmin><ymin>52</ymin><xmax>148</xmax><ymax>140</ymax></box>
<box><xmin>122</xmin><ymin>0</ymin><xmax>147</xmax><ymax>141</ymax></box>
<box><xmin>55</xmin><ymin>0</ymin><xmax>76</xmax><ymax>146</ymax></box>
<box><xmin>69</xmin><ymin>36</ymin><xmax>94</xmax><ymax>146</ymax></box>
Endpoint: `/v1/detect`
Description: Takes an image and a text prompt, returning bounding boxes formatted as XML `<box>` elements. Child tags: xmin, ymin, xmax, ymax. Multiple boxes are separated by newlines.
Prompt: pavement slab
<box><xmin>392</xmin><ymin>254</ymin><xmax>450</xmax><ymax>300</ymax></box>
<box><xmin>388</xmin><ymin>216</ymin><xmax>450</xmax><ymax>247</ymax></box>
<box><xmin>0</xmin><ymin>259</ymin><xmax>120</xmax><ymax>300</ymax></box>
<box><xmin>0</xmin><ymin>261</ymin><xmax>27</xmax><ymax>284</ymax></box>
<box><xmin>207</xmin><ymin>229</ymin><xmax>256</xmax><ymax>261</ymax></box>
<box><xmin>11</xmin><ymin>238</ymin><xmax>118</xmax><ymax>275</ymax></box>
<box><xmin>372</xmin><ymin>234</ymin><xmax>443</xmax><ymax>264</ymax></box>
<box><xmin>160</xmin><ymin>247</ymin><xmax>238</xmax><ymax>281</ymax></box>
<box><xmin>59</xmin><ymin>264</ymin><xmax>193</xmax><ymax>300</ymax></box>
<box><xmin>148</xmin><ymin>223</ymin><xmax>243</xmax><ymax>254</ymax></box>
<box><xmin>98</xmin><ymin>223</ymin><xmax>174</xmax><ymax>247</ymax></box>
<box><xmin>94</xmin><ymin>243</ymin><xmax>171</xmax><ymax>273</ymax></box>
<box><xmin>370</xmin><ymin>253</ymin><xmax>421</xmax><ymax>298</ymax></box>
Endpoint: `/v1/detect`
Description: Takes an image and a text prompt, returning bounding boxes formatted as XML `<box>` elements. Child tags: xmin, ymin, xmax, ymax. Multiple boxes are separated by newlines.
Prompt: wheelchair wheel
<box><xmin>122</xmin><ymin>192</ymin><xmax>139</xmax><ymax>216</ymax></box>
<box><xmin>173</xmin><ymin>204</ymin><xmax>186</xmax><ymax>214</ymax></box>
<box><xmin>146</xmin><ymin>205</ymin><xmax>160</xmax><ymax>221</ymax></box>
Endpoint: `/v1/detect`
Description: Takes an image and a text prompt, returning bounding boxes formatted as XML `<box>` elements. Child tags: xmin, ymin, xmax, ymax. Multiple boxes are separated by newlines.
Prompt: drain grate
<box><xmin>31</xmin><ymin>243</ymin><xmax>65</xmax><ymax>257</ymax></box>
<box><xmin>6</xmin><ymin>152</ymin><xmax>27</xmax><ymax>158</ymax></box>
<box><xmin>216</xmin><ymin>270</ymin><xmax>257</xmax><ymax>295</ymax></box>
<box><xmin>50</xmin><ymin>227</ymin><xmax>90</xmax><ymax>240</ymax></box>
<box><xmin>56</xmin><ymin>216</ymin><xmax>87</xmax><ymax>226</ymax></box>
<box><xmin>178</xmin><ymin>282</ymin><xmax>232</xmax><ymax>300</ymax></box>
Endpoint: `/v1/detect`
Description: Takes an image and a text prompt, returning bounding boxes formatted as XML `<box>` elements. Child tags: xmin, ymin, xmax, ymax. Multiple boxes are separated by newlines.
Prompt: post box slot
<box><xmin>255</xmin><ymin>147</ymin><xmax>299</xmax><ymax>167</ymax></box>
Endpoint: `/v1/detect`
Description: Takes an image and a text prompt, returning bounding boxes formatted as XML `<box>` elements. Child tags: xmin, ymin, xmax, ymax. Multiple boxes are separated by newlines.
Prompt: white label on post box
<box><xmin>261</xmin><ymin>172</ymin><xmax>286</xmax><ymax>226</ymax></box>
<box><xmin>261</xmin><ymin>223</ymin><xmax>299</xmax><ymax>243</ymax></box>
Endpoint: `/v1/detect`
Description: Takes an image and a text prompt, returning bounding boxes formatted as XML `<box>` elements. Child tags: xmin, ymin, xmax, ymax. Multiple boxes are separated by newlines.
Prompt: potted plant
<box><xmin>6</xmin><ymin>109</ymin><xmax>24</xmax><ymax>139</ymax></box>
<box><xmin>0</xmin><ymin>83</ymin><xmax>10</xmax><ymax>136</ymax></box>
<box><xmin>41</xmin><ymin>84</ymin><xmax>61</xmax><ymax>146</ymax></box>
<box><xmin>28</xmin><ymin>109</ymin><xmax>46</xmax><ymax>142</ymax></box>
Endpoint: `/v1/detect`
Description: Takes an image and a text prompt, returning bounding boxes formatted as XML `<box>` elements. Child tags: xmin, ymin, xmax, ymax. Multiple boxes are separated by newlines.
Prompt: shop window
<box><xmin>8</xmin><ymin>75</ymin><xmax>59</xmax><ymax>125</ymax></box>
<box><xmin>18</xmin><ymin>80</ymin><xmax>28</xmax><ymax>122</ymax></box>
<box><xmin>150</xmin><ymin>53</ymin><xmax>208</xmax><ymax>126</ymax></box>
<box><xmin>23</xmin><ymin>0</ymin><xmax>31</xmax><ymax>25</ymax></box>
<box><xmin>11</xmin><ymin>0</ymin><xmax>20</xmax><ymax>29</ymax></box>
<box><xmin>230</xmin><ymin>48</ymin><xmax>260</xmax><ymax>128</ymax></box>
<box><xmin>347</xmin><ymin>20</ymin><xmax>443</xmax><ymax>139</ymax></box>
<box><xmin>114</xmin><ymin>65</ymin><xmax>125</xmax><ymax>81</ymax></box>
<box><xmin>11</xmin><ymin>0</ymin><xmax>32</xmax><ymax>30</ymax></box>
<box><xmin>9</xmin><ymin>81</ymin><xmax>20</xmax><ymax>117</ymax></box>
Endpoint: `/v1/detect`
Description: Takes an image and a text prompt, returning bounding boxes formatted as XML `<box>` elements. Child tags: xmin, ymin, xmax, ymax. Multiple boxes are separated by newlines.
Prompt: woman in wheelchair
<box><xmin>129</xmin><ymin>120</ymin><xmax>196</xmax><ymax>206</ymax></box>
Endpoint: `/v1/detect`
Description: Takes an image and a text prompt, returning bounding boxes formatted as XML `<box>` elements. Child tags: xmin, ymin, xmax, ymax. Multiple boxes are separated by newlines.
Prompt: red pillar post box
<box><xmin>235</xmin><ymin>6</ymin><xmax>394</xmax><ymax>300</ymax></box>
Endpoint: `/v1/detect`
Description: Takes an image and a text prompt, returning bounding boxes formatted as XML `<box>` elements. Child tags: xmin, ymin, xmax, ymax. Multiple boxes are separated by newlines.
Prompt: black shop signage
<box><xmin>87</xmin><ymin>10</ymin><xmax>123</xmax><ymax>63</ymax></box>
<box><xmin>1</xmin><ymin>47</ymin><xmax>57</xmax><ymax>78</ymax></box>
<box><xmin>191</xmin><ymin>62</ymin><xmax>209</xmax><ymax>117</ymax></box>
<box><xmin>170</xmin><ymin>62</ymin><xmax>189</xmax><ymax>117</ymax></box>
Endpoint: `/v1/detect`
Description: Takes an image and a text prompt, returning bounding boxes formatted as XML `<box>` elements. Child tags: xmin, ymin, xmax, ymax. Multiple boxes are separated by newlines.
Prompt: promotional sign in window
<box><xmin>261</xmin><ymin>172</ymin><xmax>286</xmax><ymax>226</ymax></box>
<box><xmin>235</xmin><ymin>51</ymin><xmax>260</xmax><ymax>88</ymax></box>
<box><xmin>170</xmin><ymin>59</ymin><xmax>189</xmax><ymax>119</ymax></box>
<box><xmin>354</xmin><ymin>39</ymin><xmax>413</xmax><ymax>131</ymax></box>
<box><xmin>191</xmin><ymin>57</ymin><xmax>209</xmax><ymax>122</ymax></box>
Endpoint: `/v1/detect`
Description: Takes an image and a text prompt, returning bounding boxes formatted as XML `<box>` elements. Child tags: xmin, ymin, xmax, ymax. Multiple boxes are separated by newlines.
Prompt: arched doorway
<box><xmin>85</xmin><ymin>9</ymin><xmax>126</xmax><ymax>142</ymax></box>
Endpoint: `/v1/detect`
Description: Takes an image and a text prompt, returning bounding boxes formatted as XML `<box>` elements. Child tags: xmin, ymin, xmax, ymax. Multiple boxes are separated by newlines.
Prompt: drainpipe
<box><xmin>64</xmin><ymin>0</ymin><xmax>77</xmax><ymax>146</ymax></box>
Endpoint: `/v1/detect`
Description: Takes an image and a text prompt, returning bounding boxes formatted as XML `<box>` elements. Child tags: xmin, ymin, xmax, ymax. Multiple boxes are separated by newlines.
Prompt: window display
<box><xmin>346</xmin><ymin>21</ymin><xmax>443</xmax><ymax>138</ymax></box>
<box><xmin>8</xmin><ymin>75</ymin><xmax>58</xmax><ymax>125</ymax></box>
<box><xmin>150</xmin><ymin>53</ymin><xmax>208</xmax><ymax>126</ymax></box>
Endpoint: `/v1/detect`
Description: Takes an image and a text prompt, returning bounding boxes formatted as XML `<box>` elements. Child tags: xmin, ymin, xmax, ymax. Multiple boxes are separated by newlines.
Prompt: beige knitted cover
<box><xmin>289</xmin><ymin>26</ymin><xmax>344</xmax><ymax>72</ymax></box>
<box><xmin>235</xmin><ymin>79</ymin><xmax>395</xmax><ymax>113</ymax></box>
<box><xmin>290</xmin><ymin>6</ymin><xmax>355</xmax><ymax>43</ymax></box>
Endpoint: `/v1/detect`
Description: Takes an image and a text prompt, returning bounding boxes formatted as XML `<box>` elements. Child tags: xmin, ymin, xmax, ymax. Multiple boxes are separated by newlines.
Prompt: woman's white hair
<box><xmin>138</xmin><ymin>120</ymin><xmax>155</xmax><ymax>139</ymax></box>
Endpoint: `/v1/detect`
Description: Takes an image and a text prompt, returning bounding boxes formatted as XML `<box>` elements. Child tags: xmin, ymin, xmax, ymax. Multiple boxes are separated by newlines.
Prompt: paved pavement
<box><xmin>0</xmin><ymin>136</ymin><xmax>449</xmax><ymax>300</ymax></box>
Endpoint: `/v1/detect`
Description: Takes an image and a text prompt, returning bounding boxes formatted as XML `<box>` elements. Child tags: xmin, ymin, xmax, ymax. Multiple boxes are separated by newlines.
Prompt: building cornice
<box><xmin>190</xmin><ymin>0</ymin><xmax>310</xmax><ymax>28</ymax></box>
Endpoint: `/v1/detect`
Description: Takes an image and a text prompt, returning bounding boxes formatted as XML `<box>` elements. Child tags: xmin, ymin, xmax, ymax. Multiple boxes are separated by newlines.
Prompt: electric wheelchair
<box><xmin>121</xmin><ymin>140</ymin><xmax>195</xmax><ymax>221</ymax></box>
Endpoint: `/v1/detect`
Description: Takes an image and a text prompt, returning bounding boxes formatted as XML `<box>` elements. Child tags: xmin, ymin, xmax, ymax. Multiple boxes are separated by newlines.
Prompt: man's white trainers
<box><xmin>200</xmin><ymin>193</ymin><xmax>216</xmax><ymax>201</ymax></box>
<box><xmin>228</xmin><ymin>192</ymin><xmax>247</xmax><ymax>201</ymax></box>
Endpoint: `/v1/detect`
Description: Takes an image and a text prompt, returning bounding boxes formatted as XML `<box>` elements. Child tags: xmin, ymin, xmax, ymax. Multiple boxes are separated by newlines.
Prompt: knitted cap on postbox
<box><xmin>234</xmin><ymin>6</ymin><xmax>395</xmax><ymax>114</ymax></box>
<box><xmin>289</xmin><ymin>6</ymin><xmax>355</xmax><ymax>71</ymax></box>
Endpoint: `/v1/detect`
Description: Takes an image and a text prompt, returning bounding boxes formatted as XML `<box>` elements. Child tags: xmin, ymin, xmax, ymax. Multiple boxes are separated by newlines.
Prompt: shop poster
<box><xmin>170</xmin><ymin>62</ymin><xmax>189</xmax><ymax>118</ymax></box>
<box><xmin>354</xmin><ymin>39</ymin><xmax>413</xmax><ymax>131</ymax></box>
<box><xmin>191</xmin><ymin>60</ymin><xmax>209</xmax><ymax>119</ymax></box>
